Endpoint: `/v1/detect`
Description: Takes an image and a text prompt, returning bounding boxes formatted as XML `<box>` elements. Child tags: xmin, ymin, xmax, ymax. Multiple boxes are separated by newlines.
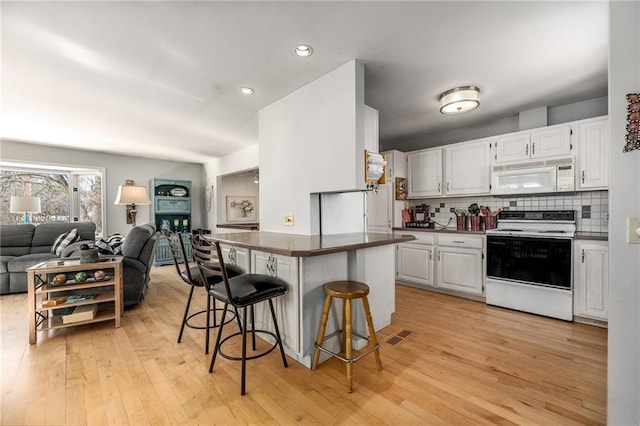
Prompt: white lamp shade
<box><xmin>114</xmin><ymin>185</ymin><xmax>151</xmax><ymax>205</ymax></box>
<box><xmin>10</xmin><ymin>196</ymin><xmax>41</xmax><ymax>213</ymax></box>
<box><xmin>439</xmin><ymin>86</ymin><xmax>480</xmax><ymax>114</ymax></box>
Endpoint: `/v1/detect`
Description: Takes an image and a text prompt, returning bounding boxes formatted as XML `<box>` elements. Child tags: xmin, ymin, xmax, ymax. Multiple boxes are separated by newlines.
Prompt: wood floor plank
<box><xmin>1</xmin><ymin>266</ymin><xmax>607</xmax><ymax>425</ymax></box>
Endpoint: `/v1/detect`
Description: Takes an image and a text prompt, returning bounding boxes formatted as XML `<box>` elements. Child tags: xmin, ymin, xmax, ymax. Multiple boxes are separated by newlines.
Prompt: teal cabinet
<box><xmin>150</xmin><ymin>178</ymin><xmax>192</xmax><ymax>266</ymax></box>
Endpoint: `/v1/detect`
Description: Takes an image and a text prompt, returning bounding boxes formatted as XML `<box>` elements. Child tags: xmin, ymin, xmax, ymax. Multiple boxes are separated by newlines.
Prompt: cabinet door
<box><xmin>576</xmin><ymin>117</ymin><xmax>609</xmax><ymax>190</ymax></box>
<box><xmin>396</xmin><ymin>243</ymin><xmax>434</xmax><ymax>286</ymax></box>
<box><xmin>495</xmin><ymin>132</ymin><xmax>530</xmax><ymax>163</ymax></box>
<box><xmin>445</xmin><ymin>139</ymin><xmax>491</xmax><ymax>196</ymax></box>
<box><xmin>220</xmin><ymin>245</ymin><xmax>250</xmax><ymax>273</ymax></box>
<box><xmin>407</xmin><ymin>149</ymin><xmax>442</xmax><ymax>198</ymax></box>
<box><xmin>574</xmin><ymin>241</ymin><xmax>609</xmax><ymax>321</ymax></box>
<box><xmin>436</xmin><ymin>247</ymin><xmax>483</xmax><ymax>295</ymax></box>
<box><xmin>530</xmin><ymin>125</ymin><xmax>572</xmax><ymax>159</ymax></box>
<box><xmin>251</xmin><ymin>251</ymin><xmax>300</xmax><ymax>352</ymax></box>
<box><xmin>366</xmin><ymin>184</ymin><xmax>392</xmax><ymax>233</ymax></box>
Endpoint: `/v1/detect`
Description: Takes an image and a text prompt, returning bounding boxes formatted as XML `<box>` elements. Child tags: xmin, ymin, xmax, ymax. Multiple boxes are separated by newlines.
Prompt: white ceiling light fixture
<box><xmin>294</xmin><ymin>44</ymin><xmax>313</xmax><ymax>57</ymax></box>
<box><xmin>439</xmin><ymin>86</ymin><xmax>480</xmax><ymax>114</ymax></box>
<box><xmin>239</xmin><ymin>87</ymin><xmax>254</xmax><ymax>95</ymax></box>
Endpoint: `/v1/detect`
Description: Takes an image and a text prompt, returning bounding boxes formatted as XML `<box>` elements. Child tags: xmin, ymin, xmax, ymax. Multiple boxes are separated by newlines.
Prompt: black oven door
<box><xmin>487</xmin><ymin>235</ymin><xmax>572</xmax><ymax>289</ymax></box>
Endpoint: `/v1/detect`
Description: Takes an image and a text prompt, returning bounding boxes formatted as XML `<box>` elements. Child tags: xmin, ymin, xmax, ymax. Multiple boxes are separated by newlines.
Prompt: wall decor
<box><xmin>226</xmin><ymin>195</ymin><xmax>256</xmax><ymax>222</ymax></box>
<box><xmin>205</xmin><ymin>185</ymin><xmax>213</xmax><ymax>212</ymax></box>
<box><xmin>395</xmin><ymin>177</ymin><xmax>407</xmax><ymax>200</ymax></box>
<box><xmin>624</xmin><ymin>93</ymin><xmax>639</xmax><ymax>152</ymax></box>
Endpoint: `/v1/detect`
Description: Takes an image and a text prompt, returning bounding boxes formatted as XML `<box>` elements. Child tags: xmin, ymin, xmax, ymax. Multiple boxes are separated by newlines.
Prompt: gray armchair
<box><xmin>119</xmin><ymin>223</ymin><xmax>160</xmax><ymax>307</ymax></box>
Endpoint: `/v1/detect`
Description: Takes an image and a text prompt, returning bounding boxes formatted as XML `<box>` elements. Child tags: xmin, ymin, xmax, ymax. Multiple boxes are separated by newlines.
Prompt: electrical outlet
<box><xmin>284</xmin><ymin>215</ymin><xmax>294</xmax><ymax>226</ymax></box>
<box><xmin>627</xmin><ymin>217</ymin><xmax>640</xmax><ymax>244</ymax></box>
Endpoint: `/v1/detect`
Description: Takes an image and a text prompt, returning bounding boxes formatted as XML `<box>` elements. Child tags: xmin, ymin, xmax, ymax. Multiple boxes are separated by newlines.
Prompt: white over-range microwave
<box><xmin>491</xmin><ymin>158</ymin><xmax>575</xmax><ymax>196</ymax></box>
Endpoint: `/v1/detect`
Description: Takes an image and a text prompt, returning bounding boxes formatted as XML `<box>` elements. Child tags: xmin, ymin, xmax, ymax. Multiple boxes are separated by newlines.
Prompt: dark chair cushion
<box><xmin>121</xmin><ymin>225</ymin><xmax>153</xmax><ymax>259</ymax></box>
<box><xmin>182</xmin><ymin>264</ymin><xmax>244</xmax><ymax>287</ymax></box>
<box><xmin>209</xmin><ymin>273</ymin><xmax>287</xmax><ymax>307</ymax></box>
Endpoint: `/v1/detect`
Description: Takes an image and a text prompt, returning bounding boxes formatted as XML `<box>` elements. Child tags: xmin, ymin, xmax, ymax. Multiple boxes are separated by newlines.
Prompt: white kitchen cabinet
<box><xmin>396</xmin><ymin>233</ymin><xmax>435</xmax><ymax>287</ymax></box>
<box><xmin>575</xmin><ymin>116</ymin><xmax>609</xmax><ymax>190</ymax></box>
<box><xmin>494</xmin><ymin>124</ymin><xmax>572</xmax><ymax>163</ymax></box>
<box><xmin>529</xmin><ymin>124</ymin><xmax>572</xmax><ymax>159</ymax></box>
<box><xmin>444</xmin><ymin>138</ymin><xmax>492</xmax><ymax>195</ymax></box>
<box><xmin>220</xmin><ymin>244</ymin><xmax>251</xmax><ymax>274</ymax></box>
<box><xmin>494</xmin><ymin>131</ymin><xmax>531</xmax><ymax>163</ymax></box>
<box><xmin>574</xmin><ymin>240</ymin><xmax>609</xmax><ymax>321</ymax></box>
<box><xmin>251</xmin><ymin>251</ymin><xmax>300</xmax><ymax>352</ymax></box>
<box><xmin>407</xmin><ymin>148</ymin><xmax>443</xmax><ymax>198</ymax></box>
<box><xmin>366</xmin><ymin>184</ymin><xmax>392</xmax><ymax>233</ymax></box>
<box><xmin>435</xmin><ymin>234</ymin><xmax>484</xmax><ymax>296</ymax></box>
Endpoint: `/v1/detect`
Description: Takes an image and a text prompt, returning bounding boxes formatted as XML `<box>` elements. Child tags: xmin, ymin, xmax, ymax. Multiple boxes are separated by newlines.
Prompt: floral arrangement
<box><xmin>230</xmin><ymin>199</ymin><xmax>255</xmax><ymax>217</ymax></box>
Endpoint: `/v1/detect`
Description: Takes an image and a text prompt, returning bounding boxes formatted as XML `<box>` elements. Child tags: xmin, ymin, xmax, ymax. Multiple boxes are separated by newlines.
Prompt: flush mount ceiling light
<box><xmin>294</xmin><ymin>44</ymin><xmax>313</xmax><ymax>57</ymax></box>
<box><xmin>239</xmin><ymin>87</ymin><xmax>254</xmax><ymax>95</ymax></box>
<box><xmin>439</xmin><ymin>86</ymin><xmax>480</xmax><ymax>115</ymax></box>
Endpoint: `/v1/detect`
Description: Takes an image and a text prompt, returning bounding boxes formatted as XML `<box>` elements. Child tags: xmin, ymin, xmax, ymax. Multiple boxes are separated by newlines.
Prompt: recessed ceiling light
<box><xmin>294</xmin><ymin>44</ymin><xmax>313</xmax><ymax>57</ymax></box>
<box><xmin>239</xmin><ymin>87</ymin><xmax>254</xmax><ymax>95</ymax></box>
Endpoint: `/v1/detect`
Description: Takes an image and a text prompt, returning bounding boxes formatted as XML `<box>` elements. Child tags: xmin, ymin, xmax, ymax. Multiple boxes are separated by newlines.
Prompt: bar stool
<box><xmin>312</xmin><ymin>280</ymin><xmax>382</xmax><ymax>392</ymax></box>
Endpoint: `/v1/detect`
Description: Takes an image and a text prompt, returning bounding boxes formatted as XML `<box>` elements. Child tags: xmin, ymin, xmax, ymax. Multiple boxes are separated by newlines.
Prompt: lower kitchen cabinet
<box><xmin>251</xmin><ymin>250</ymin><xmax>300</xmax><ymax>352</ymax></box>
<box><xmin>396</xmin><ymin>233</ymin><xmax>434</xmax><ymax>287</ymax></box>
<box><xmin>396</xmin><ymin>232</ymin><xmax>484</xmax><ymax>296</ymax></box>
<box><xmin>436</xmin><ymin>234</ymin><xmax>484</xmax><ymax>296</ymax></box>
<box><xmin>574</xmin><ymin>240</ymin><xmax>609</xmax><ymax>321</ymax></box>
<box><xmin>220</xmin><ymin>244</ymin><xmax>250</xmax><ymax>274</ymax></box>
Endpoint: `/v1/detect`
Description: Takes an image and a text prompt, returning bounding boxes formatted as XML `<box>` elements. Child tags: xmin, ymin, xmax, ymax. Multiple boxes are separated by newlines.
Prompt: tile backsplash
<box><xmin>409</xmin><ymin>190</ymin><xmax>608</xmax><ymax>233</ymax></box>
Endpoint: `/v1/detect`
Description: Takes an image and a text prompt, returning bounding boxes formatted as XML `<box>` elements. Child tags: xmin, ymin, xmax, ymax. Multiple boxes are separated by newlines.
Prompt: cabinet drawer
<box><xmin>399</xmin><ymin>232</ymin><xmax>435</xmax><ymax>245</ymax></box>
<box><xmin>437</xmin><ymin>234</ymin><xmax>483</xmax><ymax>249</ymax></box>
<box><xmin>155</xmin><ymin>198</ymin><xmax>190</xmax><ymax>213</ymax></box>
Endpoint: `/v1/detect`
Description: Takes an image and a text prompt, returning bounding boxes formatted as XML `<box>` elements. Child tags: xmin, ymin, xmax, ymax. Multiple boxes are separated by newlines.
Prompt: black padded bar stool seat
<box><xmin>192</xmin><ymin>235</ymin><xmax>289</xmax><ymax>395</ymax></box>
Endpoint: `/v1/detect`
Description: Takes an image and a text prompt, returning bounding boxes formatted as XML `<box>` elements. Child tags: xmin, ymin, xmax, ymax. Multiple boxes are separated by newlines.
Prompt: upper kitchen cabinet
<box><xmin>494</xmin><ymin>124</ymin><xmax>572</xmax><ymax>163</ymax></box>
<box><xmin>575</xmin><ymin>116</ymin><xmax>609</xmax><ymax>190</ymax></box>
<box><xmin>444</xmin><ymin>138</ymin><xmax>492</xmax><ymax>196</ymax></box>
<box><xmin>407</xmin><ymin>148</ymin><xmax>443</xmax><ymax>198</ymax></box>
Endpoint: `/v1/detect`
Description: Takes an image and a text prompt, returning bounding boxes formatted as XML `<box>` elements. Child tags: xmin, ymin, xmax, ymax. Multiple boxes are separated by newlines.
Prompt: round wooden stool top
<box><xmin>324</xmin><ymin>281</ymin><xmax>370</xmax><ymax>299</ymax></box>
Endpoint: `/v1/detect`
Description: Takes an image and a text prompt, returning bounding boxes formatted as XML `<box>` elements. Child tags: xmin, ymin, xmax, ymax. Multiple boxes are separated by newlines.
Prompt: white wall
<box><xmin>218</xmin><ymin>172</ymin><xmax>259</xmax><ymax>225</ymax></box>
<box><xmin>1</xmin><ymin>140</ymin><xmax>204</xmax><ymax>235</ymax></box>
<box><xmin>258</xmin><ymin>60</ymin><xmax>368</xmax><ymax>234</ymax></box>
<box><xmin>608</xmin><ymin>2</ymin><xmax>640</xmax><ymax>424</ymax></box>
<box><xmin>202</xmin><ymin>144</ymin><xmax>259</xmax><ymax>229</ymax></box>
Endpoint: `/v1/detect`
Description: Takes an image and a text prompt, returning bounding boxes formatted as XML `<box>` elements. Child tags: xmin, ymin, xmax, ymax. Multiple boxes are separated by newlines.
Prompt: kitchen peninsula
<box><xmin>204</xmin><ymin>231</ymin><xmax>415</xmax><ymax>368</ymax></box>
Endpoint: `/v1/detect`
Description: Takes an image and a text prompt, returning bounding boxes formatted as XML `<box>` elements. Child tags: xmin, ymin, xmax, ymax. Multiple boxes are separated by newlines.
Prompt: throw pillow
<box><xmin>51</xmin><ymin>229</ymin><xmax>79</xmax><ymax>256</ymax></box>
<box><xmin>95</xmin><ymin>233</ymin><xmax>124</xmax><ymax>255</ymax></box>
<box><xmin>108</xmin><ymin>233</ymin><xmax>124</xmax><ymax>255</ymax></box>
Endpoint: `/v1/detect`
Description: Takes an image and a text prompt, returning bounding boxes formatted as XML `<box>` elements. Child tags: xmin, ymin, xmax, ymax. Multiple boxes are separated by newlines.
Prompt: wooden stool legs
<box><xmin>312</xmin><ymin>281</ymin><xmax>382</xmax><ymax>393</ymax></box>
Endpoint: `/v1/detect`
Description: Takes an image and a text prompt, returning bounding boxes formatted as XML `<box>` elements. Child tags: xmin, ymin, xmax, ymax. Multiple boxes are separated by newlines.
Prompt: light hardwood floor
<box><xmin>1</xmin><ymin>265</ymin><xmax>607</xmax><ymax>425</ymax></box>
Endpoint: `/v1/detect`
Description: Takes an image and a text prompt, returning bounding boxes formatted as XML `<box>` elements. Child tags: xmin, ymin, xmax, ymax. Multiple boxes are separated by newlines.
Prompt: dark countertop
<box><xmin>575</xmin><ymin>232</ymin><xmax>608</xmax><ymax>241</ymax></box>
<box><xmin>394</xmin><ymin>227</ymin><xmax>609</xmax><ymax>241</ymax></box>
<box><xmin>217</xmin><ymin>223</ymin><xmax>260</xmax><ymax>230</ymax></box>
<box><xmin>392</xmin><ymin>227</ymin><xmax>486</xmax><ymax>235</ymax></box>
<box><xmin>203</xmin><ymin>231</ymin><xmax>415</xmax><ymax>257</ymax></box>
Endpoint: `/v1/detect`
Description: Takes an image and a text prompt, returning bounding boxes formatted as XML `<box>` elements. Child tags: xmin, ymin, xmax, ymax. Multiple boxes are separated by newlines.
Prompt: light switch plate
<box><xmin>627</xmin><ymin>216</ymin><xmax>640</xmax><ymax>244</ymax></box>
<box><xmin>284</xmin><ymin>215</ymin><xmax>294</xmax><ymax>226</ymax></box>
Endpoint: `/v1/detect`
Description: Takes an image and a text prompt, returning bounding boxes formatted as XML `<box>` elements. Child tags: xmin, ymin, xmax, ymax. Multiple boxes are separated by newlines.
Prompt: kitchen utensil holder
<box><xmin>470</xmin><ymin>216</ymin><xmax>481</xmax><ymax>232</ymax></box>
<box><xmin>484</xmin><ymin>215</ymin><xmax>497</xmax><ymax>230</ymax></box>
<box><xmin>456</xmin><ymin>216</ymin><xmax>467</xmax><ymax>231</ymax></box>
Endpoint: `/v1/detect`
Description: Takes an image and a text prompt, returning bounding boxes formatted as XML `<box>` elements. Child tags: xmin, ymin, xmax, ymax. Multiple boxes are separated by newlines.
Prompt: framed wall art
<box><xmin>226</xmin><ymin>195</ymin><xmax>257</xmax><ymax>222</ymax></box>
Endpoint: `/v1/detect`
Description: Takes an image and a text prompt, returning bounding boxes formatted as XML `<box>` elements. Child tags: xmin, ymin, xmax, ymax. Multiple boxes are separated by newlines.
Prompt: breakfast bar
<box><xmin>203</xmin><ymin>231</ymin><xmax>415</xmax><ymax>368</ymax></box>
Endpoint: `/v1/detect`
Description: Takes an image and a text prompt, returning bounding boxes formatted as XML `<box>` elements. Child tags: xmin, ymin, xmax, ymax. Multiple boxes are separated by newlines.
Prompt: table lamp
<box><xmin>114</xmin><ymin>180</ymin><xmax>151</xmax><ymax>226</ymax></box>
<box><xmin>9</xmin><ymin>196</ymin><xmax>41</xmax><ymax>224</ymax></box>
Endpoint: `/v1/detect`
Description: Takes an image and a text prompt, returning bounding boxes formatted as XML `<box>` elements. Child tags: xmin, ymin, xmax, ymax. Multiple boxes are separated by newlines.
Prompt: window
<box><xmin>0</xmin><ymin>161</ymin><xmax>105</xmax><ymax>236</ymax></box>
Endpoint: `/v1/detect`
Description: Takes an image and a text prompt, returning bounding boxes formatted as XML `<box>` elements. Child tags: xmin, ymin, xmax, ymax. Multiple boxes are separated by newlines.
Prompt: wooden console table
<box><xmin>27</xmin><ymin>256</ymin><xmax>123</xmax><ymax>344</ymax></box>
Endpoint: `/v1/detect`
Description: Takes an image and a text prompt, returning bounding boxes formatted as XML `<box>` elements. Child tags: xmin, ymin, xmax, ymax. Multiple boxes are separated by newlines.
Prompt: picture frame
<box><xmin>395</xmin><ymin>177</ymin><xmax>407</xmax><ymax>200</ymax></box>
<box><xmin>226</xmin><ymin>195</ymin><xmax>257</xmax><ymax>222</ymax></box>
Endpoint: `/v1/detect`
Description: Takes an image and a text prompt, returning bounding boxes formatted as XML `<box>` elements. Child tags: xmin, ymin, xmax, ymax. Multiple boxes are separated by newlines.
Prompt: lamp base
<box><xmin>24</xmin><ymin>212</ymin><xmax>30</xmax><ymax>224</ymax></box>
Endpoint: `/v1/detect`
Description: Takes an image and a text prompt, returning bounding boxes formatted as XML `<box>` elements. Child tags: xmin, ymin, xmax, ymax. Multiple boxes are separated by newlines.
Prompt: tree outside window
<box><xmin>0</xmin><ymin>166</ymin><xmax>103</xmax><ymax>235</ymax></box>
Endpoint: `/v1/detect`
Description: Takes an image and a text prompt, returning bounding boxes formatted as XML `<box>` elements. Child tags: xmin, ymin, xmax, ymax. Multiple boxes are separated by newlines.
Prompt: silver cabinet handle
<box><xmin>581</xmin><ymin>170</ymin><xmax>585</xmax><ymax>183</ymax></box>
<box><xmin>582</xmin><ymin>249</ymin><xmax>585</xmax><ymax>263</ymax></box>
<box><xmin>447</xmin><ymin>182</ymin><xmax>450</xmax><ymax>192</ymax></box>
<box><xmin>438</xmin><ymin>182</ymin><xmax>441</xmax><ymax>192</ymax></box>
<box><xmin>429</xmin><ymin>249</ymin><xmax>432</xmax><ymax>260</ymax></box>
<box><xmin>452</xmin><ymin>240</ymin><xmax>465</xmax><ymax>244</ymax></box>
<box><xmin>526</xmin><ymin>144</ymin><xmax>529</xmax><ymax>156</ymax></box>
<box><xmin>532</xmin><ymin>142</ymin><xmax>535</xmax><ymax>155</ymax></box>
<box><xmin>437</xmin><ymin>251</ymin><xmax>441</xmax><ymax>261</ymax></box>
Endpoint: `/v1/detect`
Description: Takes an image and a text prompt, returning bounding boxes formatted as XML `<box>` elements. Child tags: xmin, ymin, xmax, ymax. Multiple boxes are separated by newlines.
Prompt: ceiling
<box><xmin>1</xmin><ymin>1</ymin><xmax>609</xmax><ymax>163</ymax></box>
